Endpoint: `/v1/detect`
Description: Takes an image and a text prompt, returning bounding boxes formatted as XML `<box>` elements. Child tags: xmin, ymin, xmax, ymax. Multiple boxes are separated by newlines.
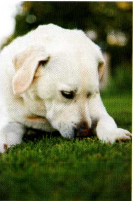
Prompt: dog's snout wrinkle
<box><xmin>74</xmin><ymin>121</ymin><xmax>90</xmax><ymax>137</ymax></box>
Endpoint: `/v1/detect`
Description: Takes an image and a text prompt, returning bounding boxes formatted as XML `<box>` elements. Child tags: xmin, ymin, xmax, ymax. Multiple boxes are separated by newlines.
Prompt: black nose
<box><xmin>74</xmin><ymin>121</ymin><xmax>90</xmax><ymax>137</ymax></box>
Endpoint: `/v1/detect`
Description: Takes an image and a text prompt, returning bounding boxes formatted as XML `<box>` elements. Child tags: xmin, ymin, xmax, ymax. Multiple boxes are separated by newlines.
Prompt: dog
<box><xmin>0</xmin><ymin>24</ymin><xmax>131</xmax><ymax>153</ymax></box>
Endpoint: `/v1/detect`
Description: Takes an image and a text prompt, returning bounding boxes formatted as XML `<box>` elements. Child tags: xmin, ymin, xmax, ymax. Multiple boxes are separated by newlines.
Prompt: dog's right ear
<box><xmin>12</xmin><ymin>46</ymin><xmax>49</xmax><ymax>95</ymax></box>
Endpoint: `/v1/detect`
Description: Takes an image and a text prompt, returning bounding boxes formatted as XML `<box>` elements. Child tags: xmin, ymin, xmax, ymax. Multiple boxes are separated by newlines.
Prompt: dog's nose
<box><xmin>74</xmin><ymin>121</ymin><xmax>90</xmax><ymax>137</ymax></box>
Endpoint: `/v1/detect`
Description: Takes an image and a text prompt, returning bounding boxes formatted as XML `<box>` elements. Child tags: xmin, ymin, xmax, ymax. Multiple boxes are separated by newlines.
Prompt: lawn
<box><xmin>0</xmin><ymin>93</ymin><xmax>131</xmax><ymax>201</ymax></box>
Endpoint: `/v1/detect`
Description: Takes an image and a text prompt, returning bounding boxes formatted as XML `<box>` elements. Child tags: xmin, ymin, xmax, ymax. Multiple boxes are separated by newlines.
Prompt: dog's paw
<box><xmin>97</xmin><ymin>128</ymin><xmax>132</xmax><ymax>144</ymax></box>
<box><xmin>0</xmin><ymin>143</ymin><xmax>8</xmax><ymax>153</ymax></box>
<box><xmin>0</xmin><ymin>141</ymin><xmax>18</xmax><ymax>153</ymax></box>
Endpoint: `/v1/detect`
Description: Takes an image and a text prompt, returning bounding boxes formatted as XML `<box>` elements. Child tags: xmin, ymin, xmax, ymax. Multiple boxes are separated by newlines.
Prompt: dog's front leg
<box><xmin>88</xmin><ymin>93</ymin><xmax>132</xmax><ymax>144</ymax></box>
<box><xmin>0</xmin><ymin>121</ymin><xmax>26</xmax><ymax>153</ymax></box>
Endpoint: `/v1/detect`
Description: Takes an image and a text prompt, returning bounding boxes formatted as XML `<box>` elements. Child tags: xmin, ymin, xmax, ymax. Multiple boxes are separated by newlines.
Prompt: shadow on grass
<box><xmin>23</xmin><ymin>128</ymin><xmax>95</xmax><ymax>143</ymax></box>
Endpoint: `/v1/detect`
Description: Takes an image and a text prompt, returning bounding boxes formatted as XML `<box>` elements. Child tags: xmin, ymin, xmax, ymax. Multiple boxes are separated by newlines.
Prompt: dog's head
<box><xmin>12</xmin><ymin>28</ymin><xmax>105</xmax><ymax>138</ymax></box>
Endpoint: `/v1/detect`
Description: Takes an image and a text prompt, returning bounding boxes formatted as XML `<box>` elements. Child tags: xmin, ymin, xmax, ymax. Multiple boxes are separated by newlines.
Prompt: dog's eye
<box><xmin>61</xmin><ymin>91</ymin><xmax>75</xmax><ymax>99</ymax></box>
<box><xmin>86</xmin><ymin>92</ymin><xmax>92</xmax><ymax>98</ymax></box>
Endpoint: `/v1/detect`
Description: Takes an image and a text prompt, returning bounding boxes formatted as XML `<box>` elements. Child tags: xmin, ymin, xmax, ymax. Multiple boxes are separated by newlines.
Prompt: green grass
<box><xmin>0</xmin><ymin>93</ymin><xmax>131</xmax><ymax>201</ymax></box>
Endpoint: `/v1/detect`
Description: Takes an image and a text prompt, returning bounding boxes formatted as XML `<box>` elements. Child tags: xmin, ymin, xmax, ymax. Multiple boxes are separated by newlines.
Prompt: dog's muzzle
<box><xmin>74</xmin><ymin>121</ymin><xmax>90</xmax><ymax>137</ymax></box>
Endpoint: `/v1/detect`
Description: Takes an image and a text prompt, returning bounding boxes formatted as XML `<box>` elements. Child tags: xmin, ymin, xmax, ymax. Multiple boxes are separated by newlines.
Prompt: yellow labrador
<box><xmin>0</xmin><ymin>24</ymin><xmax>131</xmax><ymax>153</ymax></box>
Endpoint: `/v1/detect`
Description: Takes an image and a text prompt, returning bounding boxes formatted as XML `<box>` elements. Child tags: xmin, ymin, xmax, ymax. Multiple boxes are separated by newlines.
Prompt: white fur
<box><xmin>0</xmin><ymin>24</ymin><xmax>131</xmax><ymax>153</ymax></box>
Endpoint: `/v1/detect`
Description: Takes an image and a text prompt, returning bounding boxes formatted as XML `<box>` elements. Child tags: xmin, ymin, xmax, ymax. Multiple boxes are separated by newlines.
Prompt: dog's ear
<box><xmin>98</xmin><ymin>60</ymin><xmax>105</xmax><ymax>81</ymax></box>
<box><xmin>95</xmin><ymin>45</ymin><xmax>105</xmax><ymax>81</ymax></box>
<box><xmin>12</xmin><ymin>46</ymin><xmax>49</xmax><ymax>95</ymax></box>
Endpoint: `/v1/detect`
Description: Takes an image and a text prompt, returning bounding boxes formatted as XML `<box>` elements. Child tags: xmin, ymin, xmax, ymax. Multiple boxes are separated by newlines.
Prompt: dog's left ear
<box><xmin>98</xmin><ymin>59</ymin><xmax>105</xmax><ymax>81</ymax></box>
<box><xmin>96</xmin><ymin>46</ymin><xmax>105</xmax><ymax>81</ymax></box>
<box><xmin>12</xmin><ymin>46</ymin><xmax>49</xmax><ymax>95</ymax></box>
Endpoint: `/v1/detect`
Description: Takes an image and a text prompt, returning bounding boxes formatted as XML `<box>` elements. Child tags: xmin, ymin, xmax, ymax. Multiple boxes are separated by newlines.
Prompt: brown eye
<box><xmin>86</xmin><ymin>92</ymin><xmax>92</xmax><ymax>98</ymax></box>
<box><xmin>61</xmin><ymin>91</ymin><xmax>75</xmax><ymax>99</ymax></box>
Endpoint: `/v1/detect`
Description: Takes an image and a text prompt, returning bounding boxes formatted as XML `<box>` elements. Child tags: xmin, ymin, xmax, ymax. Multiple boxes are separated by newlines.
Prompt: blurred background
<box><xmin>0</xmin><ymin>1</ymin><xmax>132</xmax><ymax>94</ymax></box>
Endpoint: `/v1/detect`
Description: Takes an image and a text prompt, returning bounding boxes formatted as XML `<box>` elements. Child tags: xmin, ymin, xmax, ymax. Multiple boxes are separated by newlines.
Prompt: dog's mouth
<box><xmin>27</xmin><ymin>115</ymin><xmax>93</xmax><ymax>136</ymax></box>
<box><xmin>27</xmin><ymin>115</ymin><xmax>49</xmax><ymax>122</ymax></box>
